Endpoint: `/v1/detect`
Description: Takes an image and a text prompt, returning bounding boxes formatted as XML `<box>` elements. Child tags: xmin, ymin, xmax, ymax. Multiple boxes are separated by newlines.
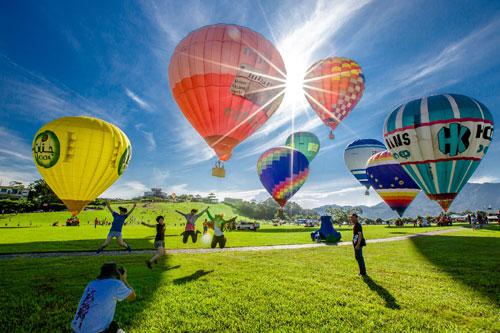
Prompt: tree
<box><xmin>206</xmin><ymin>192</ymin><xmax>218</xmax><ymax>204</ymax></box>
<box><xmin>325</xmin><ymin>207</ymin><xmax>362</xmax><ymax>224</ymax></box>
<box><xmin>28</xmin><ymin>179</ymin><xmax>61</xmax><ymax>206</ymax></box>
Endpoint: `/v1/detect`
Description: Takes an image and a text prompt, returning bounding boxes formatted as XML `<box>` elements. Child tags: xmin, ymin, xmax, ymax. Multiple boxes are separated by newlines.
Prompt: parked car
<box><xmin>236</xmin><ymin>221</ymin><xmax>260</xmax><ymax>231</ymax></box>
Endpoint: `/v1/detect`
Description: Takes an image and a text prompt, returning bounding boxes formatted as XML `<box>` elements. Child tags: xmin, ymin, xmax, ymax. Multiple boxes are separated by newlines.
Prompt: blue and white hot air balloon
<box><xmin>383</xmin><ymin>94</ymin><xmax>494</xmax><ymax>211</ymax></box>
<box><xmin>344</xmin><ymin>139</ymin><xmax>386</xmax><ymax>195</ymax></box>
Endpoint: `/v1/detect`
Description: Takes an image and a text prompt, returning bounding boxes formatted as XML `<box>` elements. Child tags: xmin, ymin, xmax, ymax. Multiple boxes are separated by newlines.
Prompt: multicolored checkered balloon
<box><xmin>303</xmin><ymin>57</ymin><xmax>365</xmax><ymax>140</ymax></box>
<box><xmin>257</xmin><ymin>147</ymin><xmax>309</xmax><ymax>207</ymax></box>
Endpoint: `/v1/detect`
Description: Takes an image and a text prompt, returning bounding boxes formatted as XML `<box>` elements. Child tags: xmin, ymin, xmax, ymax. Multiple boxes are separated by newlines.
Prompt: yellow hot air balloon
<box><xmin>32</xmin><ymin>116</ymin><xmax>132</xmax><ymax>215</ymax></box>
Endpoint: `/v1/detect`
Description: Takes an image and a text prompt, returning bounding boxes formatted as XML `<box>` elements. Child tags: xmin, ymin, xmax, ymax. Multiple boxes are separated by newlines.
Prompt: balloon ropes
<box><xmin>32</xmin><ymin>116</ymin><xmax>132</xmax><ymax>215</ymax></box>
<box><xmin>383</xmin><ymin>94</ymin><xmax>494</xmax><ymax>211</ymax></box>
<box><xmin>366</xmin><ymin>151</ymin><xmax>421</xmax><ymax>217</ymax></box>
<box><xmin>168</xmin><ymin>24</ymin><xmax>287</xmax><ymax>177</ymax></box>
<box><xmin>303</xmin><ymin>57</ymin><xmax>365</xmax><ymax>140</ymax></box>
<box><xmin>344</xmin><ymin>139</ymin><xmax>386</xmax><ymax>195</ymax></box>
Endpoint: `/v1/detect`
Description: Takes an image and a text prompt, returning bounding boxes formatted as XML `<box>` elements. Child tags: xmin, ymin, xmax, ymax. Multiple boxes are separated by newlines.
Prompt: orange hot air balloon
<box><xmin>303</xmin><ymin>57</ymin><xmax>365</xmax><ymax>140</ymax></box>
<box><xmin>168</xmin><ymin>24</ymin><xmax>286</xmax><ymax>176</ymax></box>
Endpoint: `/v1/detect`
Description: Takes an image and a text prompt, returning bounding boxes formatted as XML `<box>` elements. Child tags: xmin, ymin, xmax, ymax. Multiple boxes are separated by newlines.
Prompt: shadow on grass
<box><xmin>245</xmin><ymin>228</ymin><xmax>313</xmax><ymax>233</ymax></box>
<box><xmin>173</xmin><ymin>269</ymin><xmax>214</xmax><ymax>285</ymax></box>
<box><xmin>411</xmin><ymin>234</ymin><xmax>500</xmax><ymax>306</ymax></box>
<box><xmin>362</xmin><ymin>276</ymin><xmax>400</xmax><ymax>309</ymax></box>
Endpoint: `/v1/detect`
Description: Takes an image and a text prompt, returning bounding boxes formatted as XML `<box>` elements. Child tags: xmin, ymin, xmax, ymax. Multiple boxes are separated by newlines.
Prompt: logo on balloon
<box><xmin>33</xmin><ymin>130</ymin><xmax>60</xmax><ymax>168</ymax></box>
<box><xmin>394</xmin><ymin>150</ymin><xmax>411</xmax><ymax>160</ymax></box>
<box><xmin>438</xmin><ymin>123</ymin><xmax>471</xmax><ymax>156</ymax></box>
<box><xmin>118</xmin><ymin>145</ymin><xmax>131</xmax><ymax>175</ymax></box>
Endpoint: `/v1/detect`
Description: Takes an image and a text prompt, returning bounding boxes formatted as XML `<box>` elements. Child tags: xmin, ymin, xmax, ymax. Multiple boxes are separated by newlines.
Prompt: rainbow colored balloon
<box><xmin>366</xmin><ymin>151</ymin><xmax>421</xmax><ymax>217</ymax></box>
<box><xmin>384</xmin><ymin>94</ymin><xmax>494</xmax><ymax>211</ymax></box>
<box><xmin>257</xmin><ymin>147</ymin><xmax>309</xmax><ymax>207</ymax></box>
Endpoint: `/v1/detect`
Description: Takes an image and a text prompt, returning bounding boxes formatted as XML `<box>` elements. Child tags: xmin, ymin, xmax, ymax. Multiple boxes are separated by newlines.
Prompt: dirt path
<box><xmin>0</xmin><ymin>228</ymin><xmax>463</xmax><ymax>260</ymax></box>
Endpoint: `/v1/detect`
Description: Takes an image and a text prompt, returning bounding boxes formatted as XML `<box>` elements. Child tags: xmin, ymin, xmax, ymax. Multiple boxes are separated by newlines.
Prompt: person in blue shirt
<box><xmin>72</xmin><ymin>262</ymin><xmax>136</xmax><ymax>333</ymax></box>
<box><xmin>96</xmin><ymin>202</ymin><xmax>136</xmax><ymax>254</ymax></box>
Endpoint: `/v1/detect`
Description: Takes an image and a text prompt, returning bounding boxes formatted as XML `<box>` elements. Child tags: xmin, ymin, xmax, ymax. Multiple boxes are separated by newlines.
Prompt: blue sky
<box><xmin>1</xmin><ymin>0</ymin><xmax>499</xmax><ymax>208</ymax></box>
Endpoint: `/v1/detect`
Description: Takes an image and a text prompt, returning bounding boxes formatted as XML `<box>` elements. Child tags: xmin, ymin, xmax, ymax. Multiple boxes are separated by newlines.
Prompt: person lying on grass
<box><xmin>206</xmin><ymin>210</ymin><xmax>237</xmax><ymax>249</ymax></box>
<box><xmin>142</xmin><ymin>215</ymin><xmax>166</xmax><ymax>269</ymax></box>
<box><xmin>72</xmin><ymin>262</ymin><xmax>136</xmax><ymax>333</ymax></box>
<box><xmin>96</xmin><ymin>202</ymin><xmax>136</xmax><ymax>254</ymax></box>
<box><xmin>176</xmin><ymin>207</ymin><xmax>209</xmax><ymax>244</ymax></box>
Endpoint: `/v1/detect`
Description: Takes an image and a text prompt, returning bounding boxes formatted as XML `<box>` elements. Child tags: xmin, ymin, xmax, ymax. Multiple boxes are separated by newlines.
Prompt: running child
<box><xmin>142</xmin><ymin>216</ymin><xmax>166</xmax><ymax>269</ymax></box>
<box><xmin>96</xmin><ymin>202</ymin><xmax>136</xmax><ymax>254</ymax></box>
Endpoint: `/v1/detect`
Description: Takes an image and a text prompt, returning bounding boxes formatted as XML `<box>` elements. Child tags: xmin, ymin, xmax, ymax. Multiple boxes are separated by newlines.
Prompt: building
<box><xmin>0</xmin><ymin>182</ymin><xmax>30</xmax><ymax>199</ymax></box>
<box><xmin>143</xmin><ymin>188</ymin><xmax>167</xmax><ymax>199</ymax></box>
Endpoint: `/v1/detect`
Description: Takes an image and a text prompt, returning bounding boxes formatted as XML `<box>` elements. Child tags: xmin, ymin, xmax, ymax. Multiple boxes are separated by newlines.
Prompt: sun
<box><xmin>283</xmin><ymin>52</ymin><xmax>310</xmax><ymax>108</ymax></box>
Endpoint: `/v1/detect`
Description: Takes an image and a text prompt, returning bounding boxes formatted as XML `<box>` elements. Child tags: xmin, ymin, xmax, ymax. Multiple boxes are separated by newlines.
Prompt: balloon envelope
<box><xmin>366</xmin><ymin>151</ymin><xmax>421</xmax><ymax>217</ymax></box>
<box><xmin>344</xmin><ymin>139</ymin><xmax>386</xmax><ymax>191</ymax></box>
<box><xmin>257</xmin><ymin>147</ymin><xmax>309</xmax><ymax>207</ymax></box>
<box><xmin>285</xmin><ymin>132</ymin><xmax>320</xmax><ymax>162</ymax></box>
<box><xmin>384</xmin><ymin>94</ymin><xmax>494</xmax><ymax>211</ymax></box>
<box><xmin>168</xmin><ymin>24</ymin><xmax>286</xmax><ymax>162</ymax></box>
<box><xmin>32</xmin><ymin>116</ymin><xmax>132</xmax><ymax>214</ymax></box>
<box><xmin>303</xmin><ymin>57</ymin><xmax>365</xmax><ymax>138</ymax></box>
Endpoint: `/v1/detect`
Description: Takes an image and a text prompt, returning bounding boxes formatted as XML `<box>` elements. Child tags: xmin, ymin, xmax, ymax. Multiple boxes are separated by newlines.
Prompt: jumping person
<box><xmin>351</xmin><ymin>213</ymin><xmax>367</xmax><ymax>276</ymax></box>
<box><xmin>96</xmin><ymin>202</ymin><xmax>136</xmax><ymax>254</ymax></box>
<box><xmin>206</xmin><ymin>210</ymin><xmax>237</xmax><ymax>249</ymax></box>
<box><xmin>176</xmin><ymin>207</ymin><xmax>208</xmax><ymax>244</ymax></box>
<box><xmin>142</xmin><ymin>216</ymin><xmax>166</xmax><ymax>269</ymax></box>
<box><xmin>72</xmin><ymin>262</ymin><xmax>136</xmax><ymax>333</ymax></box>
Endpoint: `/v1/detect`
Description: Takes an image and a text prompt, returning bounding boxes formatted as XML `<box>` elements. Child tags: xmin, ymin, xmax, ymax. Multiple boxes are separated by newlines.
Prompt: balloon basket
<box><xmin>328</xmin><ymin>131</ymin><xmax>335</xmax><ymax>140</ymax></box>
<box><xmin>212</xmin><ymin>161</ymin><xmax>225</xmax><ymax>178</ymax></box>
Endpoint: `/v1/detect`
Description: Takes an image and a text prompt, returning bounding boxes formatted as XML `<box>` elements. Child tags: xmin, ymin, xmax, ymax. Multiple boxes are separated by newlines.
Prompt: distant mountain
<box><xmin>313</xmin><ymin>182</ymin><xmax>500</xmax><ymax>219</ymax></box>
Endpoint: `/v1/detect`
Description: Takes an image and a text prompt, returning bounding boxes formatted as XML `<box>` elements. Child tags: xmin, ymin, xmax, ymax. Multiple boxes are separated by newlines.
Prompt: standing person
<box><xmin>351</xmin><ymin>213</ymin><xmax>367</xmax><ymax>276</ymax></box>
<box><xmin>72</xmin><ymin>262</ymin><xmax>136</xmax><ymax>333</ymax></box>
<box><xmin>202</xmin><ymin>219</ymin><xmax>209</xmax><ymax>235</ymax></box>
<box><xmin>94</xmin><ymin>217</ymin><xmax>99</xmax><ymax>229</ymax></box>
<box><xmin>142</xmin><ymin>216</ymin><xmax>166</xmax><ymax>269</ymax></box>
<box><xmin>96</xmin><ymin>202</ymin><xmax>136</xmax><ymax>254</ymax></box>
<box><xmin>176</xmin><ymin>207</ymin><xmax>209</xmax><ymax>244</ymax></box>
<box><xmin>206</xmin><ymin>210</ymin><xmax>237</xmax><ymax>249</ymax></box>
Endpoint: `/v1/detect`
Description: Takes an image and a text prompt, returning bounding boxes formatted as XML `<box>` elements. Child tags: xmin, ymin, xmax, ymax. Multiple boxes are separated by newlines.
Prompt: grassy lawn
<box><xmin>0</xmin><ymin>225</ymin><xmax>498</xmax><ymax>332</ymax></box>
<box><xmin>0</xmin><ymin>202</ymin><xmax>462</xmax><ymax>253</ymax></box>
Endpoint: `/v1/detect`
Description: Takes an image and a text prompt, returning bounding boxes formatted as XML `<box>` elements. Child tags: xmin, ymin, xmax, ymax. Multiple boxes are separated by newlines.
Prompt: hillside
<box><xmin>314</xmin><ymin>182</ymin><xmax>500</xmax><ymax>219</ymax></box>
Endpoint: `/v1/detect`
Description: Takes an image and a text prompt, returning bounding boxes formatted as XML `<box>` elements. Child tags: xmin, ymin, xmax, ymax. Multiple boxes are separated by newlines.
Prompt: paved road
<box><xmin>0</xmin><ymin>227</ymin><xmax>463</xmax><ymax>260</ymax></box>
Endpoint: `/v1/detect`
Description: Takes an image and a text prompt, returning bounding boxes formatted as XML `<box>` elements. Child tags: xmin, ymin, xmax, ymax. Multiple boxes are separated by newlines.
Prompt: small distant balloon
<box><xmin>285</xmin><ymin>132</ymin><xmax>320</xmax><ymax>163</ymax></box>
<box><xmin>344</xmin><ymin>139</ymin><xmax>386</xmax><ymax>195</ymax></box>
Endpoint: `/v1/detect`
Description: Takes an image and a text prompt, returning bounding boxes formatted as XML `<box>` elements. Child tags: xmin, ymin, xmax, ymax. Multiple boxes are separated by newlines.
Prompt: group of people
<box><xmin>468</xmin><ymin>212</ymin><xmax>488</xmax><ymax>230</ymax></box>
<box><xmin>94</xmin><ymin>202</ymin><xmax>238</xmax><ymax>269</ymax></box>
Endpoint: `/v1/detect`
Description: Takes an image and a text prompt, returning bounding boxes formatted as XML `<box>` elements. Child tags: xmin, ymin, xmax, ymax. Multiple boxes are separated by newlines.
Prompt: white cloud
<box><xmin>469</xmin><ymin>175</ymin><xmax>500</xmax><ymax>184</ymax></box>
<box><xmin>125</xmin><ymin>88</ymin><xmax>153</xmax><ymax>112</ymax></box>
<box><xmin>0</xmin><ymin>167</ymin><xmax>38</xmax><ymax>185</ymax></box>
<box><xmin>101</xmin><ymin>180</ymin><xmax>149</xmax><ymax>199</ymax></box>
<box><xmin>172</xmin><ymin>116</ymin><xmax>215</xmax><ymax>166</ymax></box>
<box><xmin>134</xmin><ymin>124</ymin><xmax>157</xmax><ymax>152</ymax></box>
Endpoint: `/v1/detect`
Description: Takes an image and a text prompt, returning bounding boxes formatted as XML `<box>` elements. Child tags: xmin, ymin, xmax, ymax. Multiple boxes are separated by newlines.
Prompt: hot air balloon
<box><xmin>366</xmin><ymin>151</ymin><xmax>421</xmax><ymax>217</ymax></box>
<box><xmin>344</xmin><ymin>139</ymin><xmax>386</xmax><ymax>195</ymax></box>
<box><xmin>384</xmin><ymin>94</ymin><xmax>494</xmax><ymax>211</ymax></box>
<box><xmin>285</xmin><ymin>132</ymin><xmax>320</xmax><ymax>163</ymax></box>
<box><xmin>303</xmin><ymin>57</ymin><xmax>365</xmax><ymax>140</ymax></box>
<box><xmin>32</xmin><ymin>116</ymin><xmax>132</xmax><ymax>215</ymax></box>
<box><xmin>257</xmin><ymin>147</ymin><xmax>309</xmax><ymax>208</ymax></box>
<box><xmin>168</xmin><ymin>24</ymin><xmax>287</xmax><ymax>177</ymax></box>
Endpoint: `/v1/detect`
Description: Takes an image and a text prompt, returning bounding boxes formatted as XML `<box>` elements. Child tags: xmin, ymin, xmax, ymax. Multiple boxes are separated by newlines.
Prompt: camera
<box><xmin>117</xmin><ymin>266</ymin><xmax>125</xmax><ymax>275</ymax></box>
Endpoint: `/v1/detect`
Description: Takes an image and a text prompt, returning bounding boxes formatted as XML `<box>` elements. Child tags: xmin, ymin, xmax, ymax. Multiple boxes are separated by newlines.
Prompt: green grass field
<box><xmin>0</xmin><ymin>202</ymin><xmax>460</xmax><ymax>253</ymax></box>
<box><xmin>0</xmin><ymin>225</ymin><xmax>498</xmax><ymax>332</ymax></box>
